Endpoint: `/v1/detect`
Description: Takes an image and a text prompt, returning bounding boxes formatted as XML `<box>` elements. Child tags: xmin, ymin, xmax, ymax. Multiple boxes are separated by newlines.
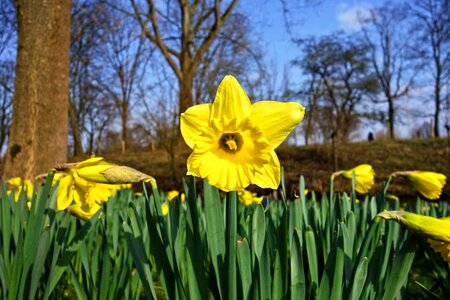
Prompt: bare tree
<box><xmin>408</xmin><ymin>0</ymin><xmax>450</xmax><ymax>137</ymax></box>
<box><xmin>360</xmin><ymin>3</ymin><xmax>417</xmax><ymax>139</ymax></box>
<box><xmin>129</xmin><ymin>0</ymin><xmax>238</xmax><ymax>117</ymax></box>
<box><xmin>296</xmin><ymin>33</ymin><xmax>377</xmax><ymax>143</ymax></box>
<box><xmin>4</xmin><ymin>0</ymin><xmax>71</xmax><ymax>179</ymax></box>
<box><xmin>295</xmin><ymin>33</ymin><xmax>377</xmax><ymax>170</ymax></box>
<box><xmin>299</xmin><ymin>73</ymin><xmax>322</xmax><ymax>145</ymax></box>
<box><xmin>69</xmin><ymin>0</ymin><xmax>108</xmax><ymax>156</ymax></box>
<box><xmin>99</xmin><ymin>9</ymin><xmax>152</xmax><ymax>154</ymax></box>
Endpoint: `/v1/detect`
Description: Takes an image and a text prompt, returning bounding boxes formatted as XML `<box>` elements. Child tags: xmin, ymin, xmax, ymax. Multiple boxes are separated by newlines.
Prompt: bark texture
<box><xmin>3</xmin><ymin>0</ymin><xmax>71</xmax><ymax>180</ymax></box>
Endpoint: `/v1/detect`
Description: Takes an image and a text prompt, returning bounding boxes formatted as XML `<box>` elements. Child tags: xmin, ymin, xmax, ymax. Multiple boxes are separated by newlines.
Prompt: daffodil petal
<box><xmin>76</xmin><ymin>156</ymin><xmax>105</xmax><ymax>168</ymax></box>
<box><xmin>254</xmin><ymin>151</ymin><xmax>280</xmax><ymax>189</ymax></box>
<box><xmin>180</xmin><ymin>103</ymin><xmax>212</xmax><ymax>149</ymax></box>
<box><xmin>210</xmin><ymin>75</ymin><xmax>251</xmax><ymax>122</ymax></box>
<box><xmin>187</xmin><ymin>151</ymin><xmax>253</xmax><ymax>191</ymax></box>
<box><xmin>57</xmin><ymin>175</ymin><xmax>74</xmax><ymax>210</ymax></box>
<box><xmin>251</xmin><ymin>101</ymin><xmax>305</xmax><ymax>149</ymax></box>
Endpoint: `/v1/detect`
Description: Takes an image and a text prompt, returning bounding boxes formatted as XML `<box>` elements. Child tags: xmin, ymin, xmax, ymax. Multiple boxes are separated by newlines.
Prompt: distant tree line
<box><xmin>0</xmin><ymin>0</ymin><xmax>449</xmax><ymax>173</ymax></box>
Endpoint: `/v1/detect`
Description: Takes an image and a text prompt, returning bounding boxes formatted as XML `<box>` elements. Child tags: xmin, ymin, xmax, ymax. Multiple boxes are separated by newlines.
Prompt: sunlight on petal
<box><xmin>181</xmin><ymin>103</ymin><xmax>212</xmax><ymax>149</ymax></box>
<box><xmin>251</xmin><ymin>101</ymin><xmax>305</xmax><ymax>148</ymax></box>
<box><xmin>210</xmin><ymin>75</ymin><xmax>251</xmax><ymax>121</ymax></box>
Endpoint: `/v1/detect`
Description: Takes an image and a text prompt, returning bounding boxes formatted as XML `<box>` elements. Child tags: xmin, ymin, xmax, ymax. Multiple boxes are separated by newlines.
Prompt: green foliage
<box><xmin>1</xmin><ymin>174</ymin><xmax>449</xmax><ymax>299</ymax></box>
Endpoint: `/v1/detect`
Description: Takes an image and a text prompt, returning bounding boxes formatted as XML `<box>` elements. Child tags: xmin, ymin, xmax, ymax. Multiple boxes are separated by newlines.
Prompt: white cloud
<box><xmin>336</xmin><ymin>2</ymin><xmax>373</xmax><ymax>31</ymax></box>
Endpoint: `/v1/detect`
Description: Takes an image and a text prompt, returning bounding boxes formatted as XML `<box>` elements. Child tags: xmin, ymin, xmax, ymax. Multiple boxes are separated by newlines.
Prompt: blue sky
<box><xmin>242</xmin><ymin>0</ymin><xmax>389</xmax><ymax>75</ymax></box>
<box><xmin>239</xmin><ymin>0</ymin><xmax>427</xmax><ymax>140</ymax></box>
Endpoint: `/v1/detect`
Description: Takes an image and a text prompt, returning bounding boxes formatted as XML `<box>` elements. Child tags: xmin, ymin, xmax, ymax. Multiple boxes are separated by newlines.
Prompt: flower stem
<box><xmin>225</xmin><ymin>191</ymin><xmax>237</xmax><ymax>300</ymax></box>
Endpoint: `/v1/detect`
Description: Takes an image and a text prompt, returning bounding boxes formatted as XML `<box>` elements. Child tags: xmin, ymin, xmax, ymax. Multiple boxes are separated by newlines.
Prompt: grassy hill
<box><xmin>97</xmin><ymin>137</ymin><xmax>449</xmax><ymax>200</ymax></box>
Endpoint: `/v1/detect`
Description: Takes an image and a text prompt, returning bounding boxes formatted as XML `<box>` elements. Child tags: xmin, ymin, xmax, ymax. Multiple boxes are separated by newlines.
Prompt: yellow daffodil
<box><xmin>180</xmin><ymin>75</ymin><xmax>304</xmax><ymax>191</ymax></box>
<box><xmin>428</xmin><ymin>239</ymin><xmax>450</xmax><ymax>262</ymax></box>
<box><xmin>167</xmin><ymin>190</ymin><xmax>185</xmax><ymax>202</ymax></box>
<box><xmin>377</xmin><ymin>211</ymin><xmax>450</xmax><ymax>243</ymax></box>
<box><xmin>238</xmin><ymin>189</ymin><xmax>263</xmax><ymax>206</ymax></box>
<box><xmin>51</xmin><ymin>173</ymin><xmax>65</xmax><ymax>186</ymax></box>
<box><xmin>161</xmin><ymin>202</ymin><xmax>169</xmax><ymax>216</ymax></box>
<box><xmin>57</xmin><ymin>170</ymin><xmax>121</xmax><ymax>220</ymax></box>
<box><xmin>55</xmin><ymin>157</ymin><xmax>152</xmax><ymax>220</ymax></box>
<box><xmin>339</xmin><ymin>164</ymin><xmax>375</xmax><ymax>194</ymax></box>
<box><xmin>402</xmin><ymin>171</ymin><xmax>446</xmax><ymax>200</ymax></box>
<box><xmin>7</xmin><ymin>177</ymin><xmax>34</xmax><ymax>201</ymax></box>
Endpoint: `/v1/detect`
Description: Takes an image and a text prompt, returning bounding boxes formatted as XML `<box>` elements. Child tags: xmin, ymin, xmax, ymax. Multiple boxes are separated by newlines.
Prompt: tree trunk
<box><xmin>388</xmin><ymin>97</ymin><xmax>395</xmax><ymax>139</ymax></box>
<box><xmin>179</xmin><ymin>72</ymin><xmax>194</xmax><ymax>114</ymax></box>
<box><xmin>3</xmin><ymin>0</ymin><xmax>71</xmax><ymax>180</ymax></box>
<box><xmin>177</xmin><ymin>72</ymin><xmax>194</xmax><ymax>149</ymax></box>
<box><xmin>434</xmin><ymin>76</ymin><xmax>441</xmax><ymax>137</ymax></box>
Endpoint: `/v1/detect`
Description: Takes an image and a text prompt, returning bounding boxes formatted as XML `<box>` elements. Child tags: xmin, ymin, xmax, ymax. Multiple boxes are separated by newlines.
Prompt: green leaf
<box><xmin>252</xmin><ymin>204</ymin><xmax>266</xmax><ymax>262</ymax></box>
<box><xmin>203</xmin><ymin>179</ymin><xmax>225</xmax><ymax>299</ymax></box>
<box><xmin>224</xmin><ymin>191</ymin><xmax>238</xmax><ymax>300</ymax></box>
<box><xmin>290</xmin><ymin>229</ymin><xmax>305</xmax><ymax>300</ymax></box>
<box><xmin>237</xmin><ymin>238</ymin><xmax>252</xmax><ymax>300</ymax></box>
<box><xmin>305</xmin><ymin>226</ymin><xmax>318</xmax><ymax>294</ymax></box>
<box><xmin>349</xmin><ymin>257</ymin><xmax>368</xmax><ymax>300</ymax></box>
<box><xmin>381</xmin><ymin>235</ymin><xmax>416</xmax><ymax>300</ymax></box>
<box><xmin>123</xmin><ymin>222</ymin><xmax>157</xmax><ymax>300</ymax></box>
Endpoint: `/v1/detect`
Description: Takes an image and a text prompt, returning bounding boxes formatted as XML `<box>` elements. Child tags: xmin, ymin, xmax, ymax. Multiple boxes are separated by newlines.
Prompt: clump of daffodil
<box><xmin>167</xmin><ymin>190</ymin><xmax>185</xmax><ymax>202</ymax></box>
<box><xmin>7</xmin><ymin>177</ymin><xmax>34</xmax><ymax>201</ymax></box>
<box><xmin>377</xmin><ymin>211</ymin><xmax>450</xmax><ymax>243</ymax></box>
<box><xmin>332</xmin><ymin>164</ymin><xmax>375</xmax><ymax>194</ymax></box>
<box><xmin>180</xmin><ymin>75</ymin><xmax>304</xmax><ymax>191</ymax></box>
<box><xmin>390</xmin><ymin>171</ymin><xmax>446</xmax><ymax>200</ymax></box>
<box><xmin>56</xmin><ymin>156</ymin><xmax>155</xmax><ymax>220</ymax></box>
<box><xmin>238</xmin><ymin>189</ymin><xmax>263</xmax><ymax>206</ymax></box>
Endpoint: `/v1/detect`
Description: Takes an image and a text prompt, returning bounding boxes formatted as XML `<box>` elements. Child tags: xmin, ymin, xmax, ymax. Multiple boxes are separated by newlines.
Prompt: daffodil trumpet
<box><xmin>331</xmin><ymin>164</ymin><xmax>375</xmax><ymax>194</ymax></box>
<box><xmin>377</xmin><ymin>211</ymin><xmax>450</xmax><ymax>243</ymax></box>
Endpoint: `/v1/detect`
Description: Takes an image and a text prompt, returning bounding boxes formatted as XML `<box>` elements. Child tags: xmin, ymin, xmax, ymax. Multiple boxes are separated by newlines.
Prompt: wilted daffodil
<box><xmin>181</xmin><ymin>75</ymin><xmax>304</xmax><ymax>191</ymax></box>
<box><xmin>7</xmin><ymin>177</ymin><xmax>34</xmax><ymax>201</ymax></box>
<box><xmin>377</xmin><ymin>211</ymin><xmax>450</xmax><ymax>243</ymax></box>
<box><xmin>333</xmin><ymin>164</ymin><xmax>375</xmax><ymax>194</ymax></box>
<box><xmin>238</xmin><ymin>189</ymin><xmax>263</xmax><ymax>206</ymax></box>
<box><xmin>392</xmin><ymin>171</ymin><xmax>446</xmax><ymax>200</ymax></box>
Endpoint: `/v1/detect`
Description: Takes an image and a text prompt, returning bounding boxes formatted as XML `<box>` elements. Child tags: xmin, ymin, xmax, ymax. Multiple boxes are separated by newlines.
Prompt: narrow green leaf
<box><xmin>381</xmin><ymin>236</ymin><xmax>416</xmax><ymax>300</ymax></box>
<box><xmin>349</xmin><ymin>257</ymin><xmax>368</xmax><ymax>300</ymax></box>
<box><xmin>252</xmin><ymin>204</ymin><xmax>265</xmax><ymax>262</ymax></box>
<box><xmin>237</xmin><ymin>238</ymin><xmax>252</xmax><ymax>300</ymax></box>
<box><xmin>204</xmin><ymin>179</ymin><xmax>225</xmax><ymax>299</ymax></box>
<box><xmin>224</xmin><ymin>191</ymin><xmax>238</xmax><ymax>300</ymax></box>
<box><xmin>123</xmin><ymin>222</ymin><xmax>157</xmax><ymax>300</ymax></box>
<box><xmin>290</xmin><ymin>229</ymin><xmax>305</xmax><ymax>300</ymax></box>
